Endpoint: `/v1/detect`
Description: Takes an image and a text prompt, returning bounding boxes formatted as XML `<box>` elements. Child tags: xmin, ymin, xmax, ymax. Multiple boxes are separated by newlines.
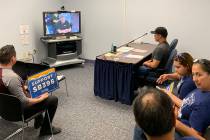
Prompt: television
<box><xmin>43</xmin><ymin>11</ymin><xmax>81</xmax><ymax>37</ymax></box>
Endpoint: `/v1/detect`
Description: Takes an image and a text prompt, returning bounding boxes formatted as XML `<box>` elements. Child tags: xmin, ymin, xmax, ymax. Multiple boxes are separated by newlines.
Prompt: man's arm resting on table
<box><xmin>176</xmin><ymin>120</ymin><xmax>205</xmax><ymax>140</ymax></box>
<box><xmin>143</xmin><ymin>59</ymin><xmax>160</xmax><ymax>69</ymax></box>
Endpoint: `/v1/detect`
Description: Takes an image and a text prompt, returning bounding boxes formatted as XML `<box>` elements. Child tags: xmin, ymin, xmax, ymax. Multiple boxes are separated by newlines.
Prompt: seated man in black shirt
<box><xmin>138</xmin><ymin>27</ymin><xmax>170</xmax><ymax>76</ymax></box>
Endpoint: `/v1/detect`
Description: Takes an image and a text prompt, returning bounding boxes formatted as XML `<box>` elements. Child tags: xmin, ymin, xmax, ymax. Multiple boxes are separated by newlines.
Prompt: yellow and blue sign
<box><xmin>27</xmin><ymin>68</ymin><xmax>59</xmax><ymax>98</ymax></box>
<box><xmin>166</xmin><ymin>82</ymin><xmax>174</xmax><ymax>93</ymax></box>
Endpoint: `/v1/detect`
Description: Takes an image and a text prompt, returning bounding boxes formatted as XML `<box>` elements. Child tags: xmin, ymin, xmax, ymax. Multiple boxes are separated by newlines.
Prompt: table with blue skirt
<box><xmin>94</xmin><ymin>43</ymin><xmax>155</xmax><ymax>105</ymax></box>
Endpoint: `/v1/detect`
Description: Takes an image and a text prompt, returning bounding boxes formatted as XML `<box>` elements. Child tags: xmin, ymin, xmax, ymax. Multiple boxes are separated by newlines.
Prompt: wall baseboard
<box><xmin>83</xmin><ymin>59</ymin><xmax>95</xmax><ymax>64</ymax></box>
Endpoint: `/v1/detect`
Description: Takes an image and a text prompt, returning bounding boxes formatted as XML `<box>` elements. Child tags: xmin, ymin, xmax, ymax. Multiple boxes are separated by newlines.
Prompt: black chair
<box><xmin>57</xmin><ymin>74</ymin><xmax>69</xmax><ymax>96</ymax></box>
<box><xmin>0</xmin><ymin>93</ymin><xmax>53</xmax><ymax>140</ymax></box>
<box><xmin>12</xmin><ymin>61</ymin><xmax>49</xmax><ymax>80</ymax></box>
<box><xmin>145</xmin><ymin>49</ymin><xmax>177</xmax><ymax>86</ymax></box>
<box><xmin>169</xmin><ymin>39</ymin><xmax>178</xmax><ymax>55</ymax></box>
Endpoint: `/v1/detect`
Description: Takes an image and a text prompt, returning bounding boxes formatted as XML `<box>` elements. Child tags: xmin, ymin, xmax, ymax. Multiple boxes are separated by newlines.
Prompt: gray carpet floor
<box><xmin>0</xmin><ymin>62</ymin><xmax>135</xmax><ymax>140</ymax></box>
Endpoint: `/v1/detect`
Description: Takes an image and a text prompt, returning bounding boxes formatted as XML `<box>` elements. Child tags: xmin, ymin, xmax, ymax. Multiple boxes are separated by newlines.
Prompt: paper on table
<box><xmin>125</xmin><ymin>54</ymin><xmax>144</xmax><ymax>59</ymax></box>
<box><xmin>104</xmin><ymin>52</ymin><xmax>121</xmax><ymax>57</ymax></box>
<box><xmin>104</xmin><ymin>53</ymin><xmax>114</xmax><ymax>57</ymax></box>
<box><xmin>132</xmin><ymin>49</ymin><xmax>148</xmax><ymax>53</ymax></box>
<box><xmin>117</xmin><ymin>47</ymin><xmax>134</xmax><ymax>52</ymax></box>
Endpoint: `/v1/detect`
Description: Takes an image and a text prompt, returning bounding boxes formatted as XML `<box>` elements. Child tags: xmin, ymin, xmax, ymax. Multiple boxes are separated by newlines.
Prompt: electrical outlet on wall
<box><xmin>22</xmin><ymin>52</ymin><xmax>28</xmax><ymax>58</ymax></box>
<box><xmin>17</xmin><ymin>51</ymin><xmax>32</xmax><ymax>62</ymax></box>
<box><xmin>17</xmin><ymin>48</ymin><xmax>37</xmax><ymax>62</ymax></box>
<box><xmin>28</xmin><ymin>49</ymin><xmax>37</xmax><ymax>55</ymax></box>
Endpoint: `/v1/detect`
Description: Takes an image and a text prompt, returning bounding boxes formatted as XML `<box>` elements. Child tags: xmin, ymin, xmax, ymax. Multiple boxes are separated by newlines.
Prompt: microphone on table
<box><xmin>119</xmin><ymin>32</ymin><xmax>148</xmax><ymax>47</ymax></box>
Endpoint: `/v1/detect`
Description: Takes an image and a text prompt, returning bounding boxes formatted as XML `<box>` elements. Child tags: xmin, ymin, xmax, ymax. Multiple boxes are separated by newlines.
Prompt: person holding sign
<box><xmin>0</xmin><ymin>45</ymin><xmax>61</xmax><ymax>136</ymax></box>
<box><xmin>157</xmin><ymin>53</ymin><xmax>196</xmax><ymax>99</ymax></box>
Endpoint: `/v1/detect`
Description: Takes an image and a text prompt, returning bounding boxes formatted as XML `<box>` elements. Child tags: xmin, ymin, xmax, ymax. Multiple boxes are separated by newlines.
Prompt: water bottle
<box><xmin>111</xmin><ymin>43</ymin><xmax>117</xmax><ymax>53</ymax></box>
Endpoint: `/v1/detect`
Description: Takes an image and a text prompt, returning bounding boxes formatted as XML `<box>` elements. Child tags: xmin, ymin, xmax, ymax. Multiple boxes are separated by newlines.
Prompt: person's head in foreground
<box><xmin>133</xmin><ymin>87</ymin><xmax>175</xmax><ymax>140</ymax></box>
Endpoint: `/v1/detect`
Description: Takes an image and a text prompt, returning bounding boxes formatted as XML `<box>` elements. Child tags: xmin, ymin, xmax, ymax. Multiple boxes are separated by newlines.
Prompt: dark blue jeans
<box><xmin>138</xmin><ymin>66</ymin><xmax>151</xmax><ymax>77</ymax></box>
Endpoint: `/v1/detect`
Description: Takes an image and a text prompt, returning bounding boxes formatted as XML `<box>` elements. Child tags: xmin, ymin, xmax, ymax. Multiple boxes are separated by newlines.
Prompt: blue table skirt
<box><xmin>94</xmin><ymin>58</ymin><xmax>135</xmax><ymax>105</ymax></box>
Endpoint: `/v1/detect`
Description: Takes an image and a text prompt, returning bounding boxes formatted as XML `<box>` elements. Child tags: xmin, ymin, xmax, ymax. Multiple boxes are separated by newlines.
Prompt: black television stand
<box><xmin>40</xmin><ymin>35</ymin><xmax>85</xmax><ymax>67</ymax></box>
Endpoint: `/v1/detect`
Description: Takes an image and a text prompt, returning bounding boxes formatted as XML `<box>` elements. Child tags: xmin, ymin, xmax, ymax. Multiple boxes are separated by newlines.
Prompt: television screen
<box><xmin>43</xmin><ymin>11</ymin><xmax>81</xmax><ymax>36</ymax></box>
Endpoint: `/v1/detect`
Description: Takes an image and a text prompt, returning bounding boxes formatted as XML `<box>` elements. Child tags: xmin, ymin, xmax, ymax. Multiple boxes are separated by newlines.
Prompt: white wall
<box><xmin>62</xmin><ymin>0</ymin><xmax>126</xmax><ymax>59</ymax></box>
<box><xmin>63</xmin><ymin>0</ymin><xmax>210</xmax><ymax>60</ymax></box>
<box><xmin>1</xmin><ymin>1</ymin><xmax>210</xmax><ymax>61</ymax></box>
<box><xmin>0</xmin><ymin>0</ymin><xmax>63</xmax><ymax>62</ymax></box>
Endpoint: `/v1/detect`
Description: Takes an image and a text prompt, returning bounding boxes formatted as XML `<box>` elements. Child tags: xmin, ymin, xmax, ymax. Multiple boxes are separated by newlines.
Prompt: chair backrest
<box><xmin>0</xmin><ymin>93</ymin><xmax>23</xmax><ymax>122</ymax></box>
<box><xmin>169</xmin><ymin>39</ymin><xmax>178</xmax><ymax>55</ymax></box>
<box><xmin>164</xmin><ymin>49</ymin><xmax>177</xmax><ymax>73</ymax></box>
<box><xmin>12</xmin><ymin>61</ymin><xmax>49</xmax><ymax>80</ymax></box>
